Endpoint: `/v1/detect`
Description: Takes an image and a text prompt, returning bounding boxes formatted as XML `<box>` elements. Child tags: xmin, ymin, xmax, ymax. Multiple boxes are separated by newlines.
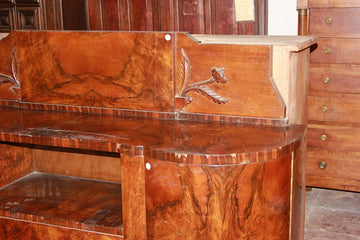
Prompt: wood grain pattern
<box><xmin>14</xmin><ymin>31</ymin><xmax>174</xmax><ymax>112</ymax></box>
<box><xmin>0</xmin><ymin>143</ymin><xmax>33</xmax><ymax>188</ymax></box>
<box><xmin>0</xmin><ymin>32</ymin><xmax>17</xmax><ymax>100</ymax></box>
<box><xmin>308</xmin><ymin>0</ymin><xmax>360</xmax><ymax>8</ymax></box>
<box><xmin>120</xmin><ymin>146</ymin><xmax>147</xmax><ymax>240</ymax></box>
<box><xmin>310</xmin><ymin>38</ymin><xmax>360</xmax><ymax>64</ymax></box>
<box><xmin>309</xmin><ymin>8</ymin><xmax>360</xmax><ymax>36</ymax></box>
<box><xmin>175</xmin><ymin>33</ymin><xmax>285</xmax><ymax>119</ymax></box>
<box><xmin>145</xmin><ymin>154</ymin><xmax>292</xmax><ymax>239</ymax></box>
<box><xmin>86</xmin><ymin>0</ymin><xmax>267</xmax><ymax>34</ymax></box>
<box><xmin>308</xmin><ymin>124</ymin><xmax>360</xmax><ymax>152</ymax></box>
<box><xmin>0</xmin><ymin>217</ymin><xmax>124</xmax><ymax>240</ymax></box>
<box><xmin>308</xmin><ymin>93</ymin><xmax>360</xmax><ymax>125</ymax></box>
<box><xmin>307</xmin><ymin>148</ymin><xmax>360</xmax><ymax>183</ymax></box>
<box><xmin>0</xmin><ymin>107</ymin><xmax>304</xmax><ymax>165</ymax></box>
<box><xmin>61</xmin><ymin>0</ymin><xmax>88</xmax><ymax>30</ymax></box>
<box><xmin>290</xmin><ymin>133</ymin><xmax>307</xmax><ymax>240</ymax></box>
<box><xmin>34</xmin><ymin>148</ymin><xmax>121</xmax><ymax>183</ymax></box>
<box><xmin>309</xmin><ymin>63</ymin><xmax>360</xmax><ymax>94</ymax></box>
<box><xmin>0</xmin><ymin>172</ymin><xmax>123</xmax><ymax>236</ymax></box>
<box><xmin>304</xmin><ymin>1</ymin><xmax>360</xmax><ymax>192</ymax></box>
<box><xmin>306</xmin><ymin>175</ymin><xmax>360</xmax><ymax>192</ymax></box>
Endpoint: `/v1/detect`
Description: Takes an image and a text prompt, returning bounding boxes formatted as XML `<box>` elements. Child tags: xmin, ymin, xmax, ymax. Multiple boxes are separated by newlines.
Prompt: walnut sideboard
<box><xmin>0</xmin><ymin>31</ymin><xmax>315</xmax><ymax>239</ymax></box>
<box><xmin>298</xmin><ymin>0</ymin><xmax>360</xmax><ymax>192</ymax></box>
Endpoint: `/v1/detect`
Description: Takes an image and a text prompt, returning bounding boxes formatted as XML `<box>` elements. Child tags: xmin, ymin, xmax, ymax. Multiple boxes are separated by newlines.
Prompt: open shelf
<box><xmin>0</xmin><ymin>172</ymin><xmax>123</xmax><ymax>236</ymax></box>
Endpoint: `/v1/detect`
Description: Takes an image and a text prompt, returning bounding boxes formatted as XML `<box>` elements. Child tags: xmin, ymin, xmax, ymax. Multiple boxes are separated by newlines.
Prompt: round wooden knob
<box><xmin>326</xmin><ymin>17</ymin><xmax>332</xmax><ymax>24</ymax></box>
<box><xmin>319</xmin><ymin>161</ymin><xmax>327</xmax><ymax>170</ymax></box>
<box><xmin>320</xmin><ymin>134</ymin><xmax>327</xmax><ymax>141</ymax></box>
<box><xmin>321</xmin><ymin>106</ymin><xmax>328</xmax><ymax>113</ymax></box>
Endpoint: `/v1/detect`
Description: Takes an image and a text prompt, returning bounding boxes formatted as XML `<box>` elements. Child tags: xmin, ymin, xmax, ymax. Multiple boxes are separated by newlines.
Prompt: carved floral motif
<box><xmin>177</xmin><ymin>48</ymin><xmax>230</xmax><ymax>109</ymax></box>
<box><xmin>0</xmin><ymin>47</ymin><xmax>20</xmax><ymax>99</ymax></box>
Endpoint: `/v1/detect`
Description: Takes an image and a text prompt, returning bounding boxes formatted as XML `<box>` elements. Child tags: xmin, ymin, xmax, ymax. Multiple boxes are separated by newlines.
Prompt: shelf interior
<box><xmin>0</xmin><ymin>172</ymin><xmax>123</xmax><ymax>236</ymax></box>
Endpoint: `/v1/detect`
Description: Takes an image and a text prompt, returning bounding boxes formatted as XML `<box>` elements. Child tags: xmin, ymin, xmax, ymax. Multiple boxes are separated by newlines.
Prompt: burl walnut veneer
<box><xmin>0</xmin><ymin>31</ymin><xmax>315</xmax><ymax>239</ymax></box>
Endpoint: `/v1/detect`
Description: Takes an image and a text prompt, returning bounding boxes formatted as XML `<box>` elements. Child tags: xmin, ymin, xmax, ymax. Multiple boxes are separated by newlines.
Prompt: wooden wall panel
<box><xmin>178</xmin><ymin>0</ymin><xmax>205</xmax><ymax>33</ymax></box>
<box><xmin>40</xmin><ymin>0</ymin><xmax>63</xmax><ymax>30</ymax></box>
<box><xmin>175</xmin><ymin>33</ymin><xmax>285</xmax><ymax>119</ymax></box>
<box><xmin>14</xmin><ymin>31</ymin><xmax>174</xmax><ymax>112</ymax></box>
<box><xmin>86</xmin><ymin>0</ymin><xmax>267</xmax><ymax>34</ymax></box>
<box><xmin>101</xmin><ymin>0</ymin><xmax>121</xmax><ymax>30</ymax></box>
<box><xmin>129</xmin><ymin>0</ymin><xmax>151</xmax><ymax>31</ymax></box>
<box><xmin>61</xmin><ymin>0</ymin><xmax>88</xmax><ymax>30</ymax></box>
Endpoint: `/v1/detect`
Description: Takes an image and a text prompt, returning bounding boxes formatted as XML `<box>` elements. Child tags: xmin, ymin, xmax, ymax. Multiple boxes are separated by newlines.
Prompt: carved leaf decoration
<box><xmin>177</xmin><ymin>48</ymin><xmax>230</xmax><ymax>109</ymax></box>
<box><xmin>0</xmin><ymin>73</ymin><xmax>14</xmax><ymax>85</ymax></box>
<box><xmin>0</xmin><ymin>47</ymin><xmax>20</xmax><ymax>99</ymax></box>
<box><xmin>179</xmin><ymin>48</ymin><xmax>192</xmax><ymax>96</ymax></box>
<box><xmin>187</xmin><ymin>85</ymin><xmax>230</xmax><ymax>104</ymax></box>
<box><xmin>10</xmin><ymin>47</ymin><xmax>19</xmax><ymax>88</ymax></box>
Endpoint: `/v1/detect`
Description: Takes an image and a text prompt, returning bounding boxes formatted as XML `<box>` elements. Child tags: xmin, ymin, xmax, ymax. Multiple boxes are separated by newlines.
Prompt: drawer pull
<box><xmin>325</xmin><ymin>17</ymin><xmax>332</xmax><ymax>24</ymax></box>
<box><xmin>324</xmin><ymin>48</ymin><xmax>331</xmax><ymax>54</ymax></box>
<box><xmin>319</xmin><ymin>161</ymin><xmax>327</xmax><ymax>170</ymax></box>
<box><xmin>320</xmin><ymin>134</ymin><xmax>327</xmax><ymax>141</ymax></box>
<box><xmin>323</xmin><ymin>77</ymin><xmax>330</xmax><ymax>84</ymax></box>
<box><xmin>321</xmin><ymin>106</ymin><xmax>328</xmax><ymax>113</ymax></box>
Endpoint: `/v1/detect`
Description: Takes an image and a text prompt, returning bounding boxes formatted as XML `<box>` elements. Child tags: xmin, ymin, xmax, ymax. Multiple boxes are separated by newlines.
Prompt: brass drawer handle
<box><xmin>319</xmin><ymin>161</ymin><xmax>327</xmax><ymax>170</ymax></box>
<box><xmin>320</xmin><ymin>134</ymin><xmax>327</xmax><ymax>141</ymax></box>
<box><xmin>326</xmin><ymin>17</ymin><xmax>332</xmax><ymax>24</ymax></box>
<box><xmin>324</xmin><ymin>48</ymin><xmax>331</xmax><ymax>54</ymax></box>
<box><xmin>321</xmin><ymin>106</ymin><xmax>328</xmax><ymax>113</ymax></box>
<box><xmin>323</xmin><ymin>77</ymin><xmax>330</xmax><ymax>84</ymax></box>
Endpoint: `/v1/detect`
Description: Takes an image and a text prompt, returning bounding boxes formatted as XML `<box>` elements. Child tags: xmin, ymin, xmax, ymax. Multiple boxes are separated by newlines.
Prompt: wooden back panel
<box><xmin>0</xmin><ymin>31</ymin><xmax>286</xmax><ymax>121</ymax></box>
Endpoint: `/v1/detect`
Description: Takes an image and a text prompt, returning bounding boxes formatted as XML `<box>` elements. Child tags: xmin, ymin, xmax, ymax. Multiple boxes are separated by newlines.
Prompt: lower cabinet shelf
<box><xmin>0</xmin><ymin>172</ymin><xmax>123</xmax><ymax>239</ymax></box>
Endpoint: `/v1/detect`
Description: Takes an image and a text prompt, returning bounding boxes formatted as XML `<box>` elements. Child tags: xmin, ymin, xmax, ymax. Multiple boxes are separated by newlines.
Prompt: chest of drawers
<box><xmin>298</xmin><ymin>0</ymin><xmax>360</xmax><ymax>191</ymax></box>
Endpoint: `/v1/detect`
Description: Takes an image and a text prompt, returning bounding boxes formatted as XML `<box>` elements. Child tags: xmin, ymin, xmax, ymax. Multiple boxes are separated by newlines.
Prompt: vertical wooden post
<box><xmin>297</xmin><ymin>8</ymin><xmax>308</xmax><ymax>36</ymax></box>
<box><xmin>120</xmin><ymin>145</ymin><xmax>147</xmax><ymax>240</ymax></box>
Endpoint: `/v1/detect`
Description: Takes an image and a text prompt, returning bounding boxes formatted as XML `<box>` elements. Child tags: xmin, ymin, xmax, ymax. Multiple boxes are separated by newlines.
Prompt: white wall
<box><xmin>268</xmin><ymin>0</ymin><xmax>298</xmax><ymax>35</ymax></box>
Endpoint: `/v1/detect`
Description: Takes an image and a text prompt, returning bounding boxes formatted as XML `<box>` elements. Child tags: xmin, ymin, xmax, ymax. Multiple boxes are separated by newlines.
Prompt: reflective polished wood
<box><xmin>0</xmin><ymin>31</ymin><xmax>315</xmax><ymax>239</ymax></box>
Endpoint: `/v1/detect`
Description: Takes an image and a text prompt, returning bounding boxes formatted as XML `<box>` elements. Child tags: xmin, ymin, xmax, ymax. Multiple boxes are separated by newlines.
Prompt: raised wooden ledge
<box><xmin>0</xmin><ymin>106</ymin><xmax>304</xmax><ymax>165</ymax></box>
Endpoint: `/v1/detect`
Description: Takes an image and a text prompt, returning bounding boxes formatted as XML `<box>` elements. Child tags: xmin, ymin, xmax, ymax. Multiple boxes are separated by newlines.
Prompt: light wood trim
<box><xmin>297</xmin><ymin>0</ymin><xmax>309</xmax><ymax>9</ymax></box>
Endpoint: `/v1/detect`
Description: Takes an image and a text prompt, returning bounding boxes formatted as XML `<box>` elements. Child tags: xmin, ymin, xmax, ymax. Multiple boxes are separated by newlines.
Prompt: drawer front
<box><xmin>309</xmin><ymin>0</ymin><xmax>360</xmax><ymax>8</ymax></box>
<box><xmin>306</xmin><ymin>148</ymin><xmax>360</xmax><ymax>191</ymax></box>
<box><xmin>310</xmin><ymin>64</ymin><xmax>360</xmax><ymax>94</ymax></box>
<box><xmin>307</xmin><ymin>148</ymin><xmax>360</xmax><ymax>181</ymax></box>
<box><xmin>308</xmin><ymin>124</ymin><xmax>360</xmax><ymax>151</ymax></box>
<box><xmin>308</xmin><ymin>94</ymin><xmax>360</xmax><ymax>124</ymax></box>
<box><xmin>310</xmin><ymin>38</ymin><xmax>360</xmax><ymax>64</ymax></box>
<box><xmin>309</xmin><ymin>8</ymin><xmax>360</xmax><ymax>35</ymax></box>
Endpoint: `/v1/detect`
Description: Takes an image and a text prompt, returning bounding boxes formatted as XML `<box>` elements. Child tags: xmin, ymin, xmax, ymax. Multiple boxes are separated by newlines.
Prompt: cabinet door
<box><xmin>15</xmin><ymin>5</ymin><xmax>41</xmax><ymax>29</ymax></box>
<box><xmin>0</xmin><ymin>7</ymin><xmax>15</xmax><ymax>32</ymax></box>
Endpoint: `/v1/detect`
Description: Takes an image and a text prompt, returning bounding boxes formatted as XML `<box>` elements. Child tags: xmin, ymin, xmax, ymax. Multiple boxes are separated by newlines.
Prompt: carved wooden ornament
<box><xmin>0</xmin><ymin>47</ymin><xmax>20</xmax><ymax>100</ymax></box>
<box><xmin>176</xmin><ymin>48</ymin><xmax>230</xmax><ymax>110</ymax></box>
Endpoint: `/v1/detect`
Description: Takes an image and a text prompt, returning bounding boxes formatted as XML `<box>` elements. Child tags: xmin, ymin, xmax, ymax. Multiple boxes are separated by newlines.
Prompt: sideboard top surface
<box><xmin>0</xmin><ymin>106</ymin><xmax>304</xmax><ymax>165</ymax></box>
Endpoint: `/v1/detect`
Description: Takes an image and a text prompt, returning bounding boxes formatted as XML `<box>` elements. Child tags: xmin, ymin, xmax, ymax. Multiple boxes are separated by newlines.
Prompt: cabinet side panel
<box><xmin>145</xmin><ymin>155</ymin><xmax>292</xmax><ymax>239</ymax></box>
<box><xmin>0</xmin><ymin>143</ymin><xmax>33</xmax><ymax>188</ymax></box>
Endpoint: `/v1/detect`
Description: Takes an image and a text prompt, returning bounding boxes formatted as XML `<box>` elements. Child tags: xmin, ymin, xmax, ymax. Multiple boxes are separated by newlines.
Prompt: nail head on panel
<box><xmin>146</xmin><ymin>162</ymin><xmax>151</xmax><ymax>170</ymax></box>
<box><xmin>165</xmin><ymin>34</ymin><xmax>171</xmax><ymax>41</ymax></box>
